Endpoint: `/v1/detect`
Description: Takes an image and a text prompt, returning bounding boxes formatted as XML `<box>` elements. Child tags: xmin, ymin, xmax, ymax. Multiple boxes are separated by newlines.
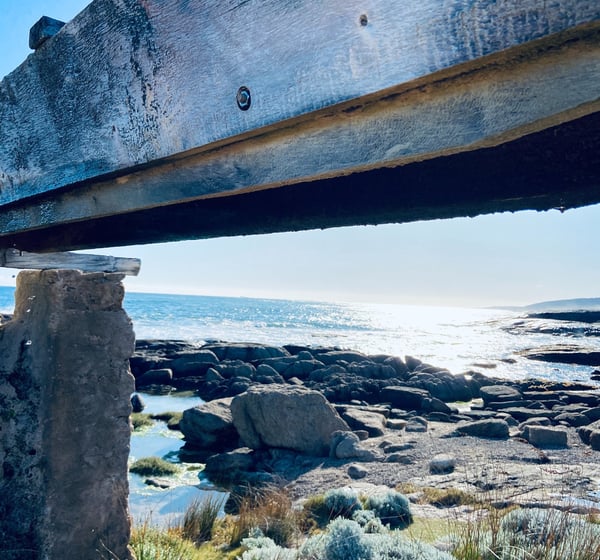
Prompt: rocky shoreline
<box><xmin>131</xmin><ymin>339</ymin><xmax>600</xmax><ymax>518</ymax></box>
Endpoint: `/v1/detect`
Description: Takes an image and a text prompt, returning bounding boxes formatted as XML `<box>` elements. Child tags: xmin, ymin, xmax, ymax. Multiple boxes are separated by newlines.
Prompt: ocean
<box><xmin>1</xmin><ymin>285</ymin><xmax>599</xmax><ymax>383</ymax></box>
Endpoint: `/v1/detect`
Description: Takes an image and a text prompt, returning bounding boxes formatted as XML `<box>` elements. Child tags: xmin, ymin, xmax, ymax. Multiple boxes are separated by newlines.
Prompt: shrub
<box><xmin>324</xmin><ymin>518</ymin><xmax>373</xmax><ymax>560</ymax></box>
<box><xmin>239</xmin><ymin>529</ymin><xmax>297</xmax><ymax>560</ymax></box>
<box><xmin>323</xmin><ymin>488</ymin><xmax>363</xmax><ymax>520</ymax></box>
<box><xmin>130</xmin><ymin>456</ymin><xmax>180</xmax><ymax>476</ymax></box>
<box><xmin>365</xmin><ymin>530</ymin><xmax>456</xmax><ymax>560</ymax></box>
<box><xmin>299</xmin><ymin>516</ymin><xmax>455</xmax><ymax>560</ymax></box>
<box><xmin>181</xmin><ymin>494</ymin><xmax>224</xmax><ymax>544</ymax></box>
<box><xmin>495</xmin><ymin>507</ymin><xmax>600</xmax><ymax>560</ymax></box>
<box><xmin>452</xmin><ymin>506</ymin><xmax>600</xmax><ymax>560</ymax></box>
<box><xmin>364</xmin><ymin>490</ymin><xmax>413</xmax><ymax>530</ymax></box>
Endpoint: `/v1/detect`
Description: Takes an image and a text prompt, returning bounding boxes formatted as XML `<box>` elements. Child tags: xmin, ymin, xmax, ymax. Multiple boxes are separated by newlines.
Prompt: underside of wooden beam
<box><xmin>0</xmin><ymin>249</ymin><xmax>141</xmax><ymax>276</ymax></box>
<box><xmin>2</xmin><ymin>110</ymin><xmax>598</xmax><ymax>253</ymax></box>
<box><xmin>0</xmin><ymin>0</ymin><xmax>598</xmax><ymax>251</ymax></box>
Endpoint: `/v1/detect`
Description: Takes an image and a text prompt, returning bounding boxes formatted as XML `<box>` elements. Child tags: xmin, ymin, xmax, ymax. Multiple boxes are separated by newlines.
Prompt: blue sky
<box><xmin>1</xmin><ymin>0</ymin><xmax>598</xmax><ymax>307</ymax></box>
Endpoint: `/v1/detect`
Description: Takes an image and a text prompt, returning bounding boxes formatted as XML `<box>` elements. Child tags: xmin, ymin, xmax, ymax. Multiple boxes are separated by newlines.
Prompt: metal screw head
<box><xmin>236</xmin><ymin>86</ymin><xmax>251</xmax><ymax>111</ymax></box>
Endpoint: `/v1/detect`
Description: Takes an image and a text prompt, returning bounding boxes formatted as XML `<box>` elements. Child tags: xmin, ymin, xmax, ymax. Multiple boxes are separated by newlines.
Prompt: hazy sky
<box><xmin>1</xmin><ymin>1</ymin><xmax>598</xmax><ymax>307</ymax></box>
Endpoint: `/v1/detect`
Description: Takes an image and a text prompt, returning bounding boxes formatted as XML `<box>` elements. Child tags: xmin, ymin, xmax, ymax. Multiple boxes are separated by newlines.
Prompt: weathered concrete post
<box><xmin>0</xmin><ymin>270</ymin><xmax>135</xmax><ymax>560</ymax></box>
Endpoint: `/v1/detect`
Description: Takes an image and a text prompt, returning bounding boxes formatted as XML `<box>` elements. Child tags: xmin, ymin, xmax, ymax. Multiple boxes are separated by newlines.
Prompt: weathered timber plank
<box><xmin>0</xmin><ymin>27</ymin><xmax>598</xmax><ymax>242</ymax></box>
<box><xmin>3</xmin><ymin>110</ymin><xmax>599</xmax><ymax>252</ymax></box>
<box><xmin>0</xmin><ymin>249</ymin><xmax>140</xmax><ymax>275</ymax></box>
<box><xmin>0</xmin><ymin>0</ymin><xmax>598</xmax><ymax>209</ymax></box>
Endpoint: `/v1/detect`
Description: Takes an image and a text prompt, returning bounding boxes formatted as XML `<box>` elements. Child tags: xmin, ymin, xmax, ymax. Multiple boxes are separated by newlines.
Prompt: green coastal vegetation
<box><xmin>128</xmin><ymin>484</ymin><xmax>600</xmax><ymax>560</ymax></box>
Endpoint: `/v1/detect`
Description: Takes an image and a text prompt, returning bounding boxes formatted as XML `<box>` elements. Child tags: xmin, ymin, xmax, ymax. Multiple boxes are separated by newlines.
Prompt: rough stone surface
<box><xmin>348</xmin><ymin>463</ymin><xmax>369</xmax><ymax>479</ymax></box>
<box><xmin>456</xmin><ymin>418</ymin><xmax>510</xmax><ymax>439</ymax></box>
<box><xmin>523</xmin><ymin>425</ymin><xmax>569</xmax><ymax>448</ymax></box>
<box><xmin>429</xmin><ymin>453</ymin><xmax>456</xmax><ymax>474</ymax></box>
<box><xmin>340</xmin><ymin>408</ymin><xmax>387</xmax><ymax>437</ymax></box>
<box><xmin>480</xmin><ymin>385</ymin><xmax>523</xmax><ymax>405</ymax></box>
<box><xmin>231</xmin><ymin>385</ymin><xmax>349</xmax><ymax>456</ymax></box>
<box><xmin>180</xmin><ymin>397</ymin><xmax>238</xmax><ymax>450</ymax></box>
<box><xmin>0</xmin><ymin>270</ymin><xmax>135</xmax><ymax>560</ymax></box>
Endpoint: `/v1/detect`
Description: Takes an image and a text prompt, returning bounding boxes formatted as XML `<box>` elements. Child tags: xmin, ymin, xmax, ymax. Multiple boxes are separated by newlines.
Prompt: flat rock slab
<box><xmin>519</xmin><ymin>345</ymin><xmax>600</xmax><ymax>366</ymax></box>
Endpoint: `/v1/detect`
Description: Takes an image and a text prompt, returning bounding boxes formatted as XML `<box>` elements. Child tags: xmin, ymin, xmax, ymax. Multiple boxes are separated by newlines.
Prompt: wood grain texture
<box><xmin>0</xmin><ymin>249</ymin><xmax>140</xmax><ymax>275</ymax></box>
<box><xmin>3</xmin><ymin>110</ymin><xmax>599</xmax><ymax>251</ymax></box>
<box><xmin>0</xmin><ymin>28</ymin><xmax>598</xmax><ymax>241</ymax></box>
<box><xmin>0</xmin><ymin>0</ymin><xmax>598</xmax><ymax>210</ymax></box>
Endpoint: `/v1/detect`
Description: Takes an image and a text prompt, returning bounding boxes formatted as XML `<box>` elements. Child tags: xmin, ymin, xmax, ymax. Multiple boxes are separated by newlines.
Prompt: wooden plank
<box><xmin>3</xmin><ymin>110</ymin><xmax>599</xmax><ymax>252</ymax></box>
<box><xmin>29</xmin><ymin>16</ymin><xmax>66</xmax><ymax>50</ymax></box>
<box><xmin>0</xmin><ymin>0</ymin><xmax>598</xmax><ymax>210</ymax></box>
<box><xmin>0</xmin><ymin>27</ymin><xmax>597</xmax><ymax>242</ymax></box>
<box><xmin>0</xmin><ymin>249</ymin><xmax>141</xmax><ymax>276</ymax></box>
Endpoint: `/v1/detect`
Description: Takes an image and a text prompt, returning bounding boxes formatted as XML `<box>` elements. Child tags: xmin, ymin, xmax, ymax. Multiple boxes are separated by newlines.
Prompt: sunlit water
<box><xmin>122</xmin><ymin>291</ymin><xmax>600</xmax><ymax>384</ymax></box>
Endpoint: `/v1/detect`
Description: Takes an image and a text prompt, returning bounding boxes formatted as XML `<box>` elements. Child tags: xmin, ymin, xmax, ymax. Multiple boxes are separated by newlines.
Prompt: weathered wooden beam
<box><xmin>0</xmin><ymin>0</ymin><xmax>598</xmax><ymax>251</ymax></box>
<box><xmin>29</xmin><ymin>16</ymin><xmax>66</xmax><ymax>50</ymax></box>
<box><xmin>0</xmin><ymin>249</ymin><xmax>141</xmax><ymax>275</ymax></box>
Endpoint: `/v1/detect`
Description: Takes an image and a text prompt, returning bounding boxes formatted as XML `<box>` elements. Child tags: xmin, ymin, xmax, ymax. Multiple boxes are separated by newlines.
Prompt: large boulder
<box><xmin>456</xmin><ymin>418</ymin><xmax>510</xmax><ymax>439</ymax></box>
<box><xmin>479</xmin><ymin>385</ymin><xmax>523</xmax><ymax>406</ymax></box>
<box><xmin>231</xmin><ymin>385</ymin><xmax>349</xmax><ymax>456</ymax></box>
<box><xmin>380</xmin><ymin>386</ymin><xmax>430</xmax><ymax>410</ymax></box>
<box><xmin>179</xmin><ymin>397</ymin><xmax>238</xmax><ymax>451</ymax></box>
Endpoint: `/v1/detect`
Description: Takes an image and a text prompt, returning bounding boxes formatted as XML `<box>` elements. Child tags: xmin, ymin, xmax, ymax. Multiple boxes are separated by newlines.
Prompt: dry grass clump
<box><xmin>182</xmin><ymin>495</ymin><xmax>225</xmax><ymax>545</ymax></box>
<box><xmin>228</xmin><ymin>485</ymin><xmax>302</xmax><ymax>548</ymax></box>
<box><xmin>130</xmin><ymin>521</ymin><xmax>220</xmax><ymax>560</ymax></box>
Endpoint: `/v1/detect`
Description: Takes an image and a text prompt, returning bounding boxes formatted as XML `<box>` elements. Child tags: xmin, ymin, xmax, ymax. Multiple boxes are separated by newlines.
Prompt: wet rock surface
<box><xmin>133</xmin><ymin>339</ymin><xmax>600</xmax><ymax>517</ymax></box>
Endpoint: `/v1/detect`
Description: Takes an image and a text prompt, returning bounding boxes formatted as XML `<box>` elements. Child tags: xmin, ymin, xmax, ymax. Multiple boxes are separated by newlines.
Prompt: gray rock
<box><xmin>204</xmin><ymin>343</ymin><xmax>290</xmax><ymax>362</ymax></box>
<box><xmin>255</xmin><ymin>364</ymin><xmax>285</xmax><ymax>384</ymax></box>
<box><xmin>590</xmin><ymin>430</ymin><xmax>600</xmax><ymax>451</ymax></box>
<box><xmin>348</xmin><ymin>464</ymin><xmax>368</xmax><ymax>479</ymax></box>
<box><xmin>179</xmin><ymin>397</ymin><xmax>238</xmax><ymax>450</ymax></box>
<box><xmin>518</xmin><ymin>417</ymin><xmax>552</xmax><ymax>430</ymax></box>
<box><xmin>384</xmin><ymin>453</ymin><xmax>414</xmax><ymax>464</ymax></box>
<box><xmin>318</xmin><ymin>351</ymin><xmax>371</xmax><ymax>365</ymax></box>
<box><xmin>204</xmin><ymin>447</ymin><xmax>257</xmax><ymax>484</ymax></box>
<box><xmin>131</xmin><ymin>393</ymin><xmax>145</xmax><ymax>413</ymax></box>
<box><xmin>331</xmin><ymin>431</ymin><xmax>382</xmax><ymax>460</ymax></box>
<box><xmin>405</xmin><ymin>416</ymin><xmax>428</xmax><ymax>433</ymax></box>
<box><xmin>383</xmin><ymin>356</ymin><xmax>409</xmax><ymax>379</ymax></box>
<box><xmin>282</xmin><ymin>359</ymin><xmax>325</xmax><ymax>380</ymax></box>
<box><xmin>205</xmin><ymin>367</ymin><xmax>225</xmax><ymax>382</ymax></box>
<box><xmin>137</xmin><ymin>367</ymin><xmax>173</xmax><ymax>386</ymax></box>
<box><xmin>340</xmin><ymin>408</ymin><xmax>387</xmax><ymax>437</ymax></box>
<box><xmin>380</xmin><ymin>386</ymin><xmax>430</xmax><ymax>410</ymax></box>
<box><xmin>479</xmin><ymin>385</ymin><xmax>522</xmax><ymax>405</ymax></box>
<box><xmin>408</xmin><ymin>371</ymin><xmax>473</xmax><ymax>402</ymax></box>
<box><xmin>429</xmin><ymin>454</ymin><xmax>456</xmax><ymax>474</ymax></box>
<box><xmin>216</xmin><ymin>361</ymin><xmax>256</xmax><ymax>379</ymax></box>
<box><xmin>523</xmin><ymin>425</ymin><xmax>568</xmax><ymax>448</ymax></box>
<box><xmin>456</xmin><ymin>419</ymin><xmax>509</xmax><ymax>439</ymax></box>
<box><xmin>231</xmin><ymin>385</ymin><xmax>349</xmax><ymax>456</ymax></box>
<box><xmin>386</xmin><ymin>419</ymin><xmax>408</xmax><ymax>430</ymax></box>
<box><xmin>553</xmin><ymin>412</ymin><xmax>590</xmax><ymax>427</ymax></box>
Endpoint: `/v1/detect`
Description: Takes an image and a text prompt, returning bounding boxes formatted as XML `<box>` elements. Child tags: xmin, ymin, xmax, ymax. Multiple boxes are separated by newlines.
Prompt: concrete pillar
<box><xmin>0</xmin><ymin>270</ymin><xmax>135</xmax><ymax>560</ymax></box>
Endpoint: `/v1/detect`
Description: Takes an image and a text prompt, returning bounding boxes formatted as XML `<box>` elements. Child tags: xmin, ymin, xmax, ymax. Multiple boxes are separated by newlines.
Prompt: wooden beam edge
<box><xmin>0</xmin><ymin>249</ymin><xmax>141</xmax><ymax>276</ymax></box>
